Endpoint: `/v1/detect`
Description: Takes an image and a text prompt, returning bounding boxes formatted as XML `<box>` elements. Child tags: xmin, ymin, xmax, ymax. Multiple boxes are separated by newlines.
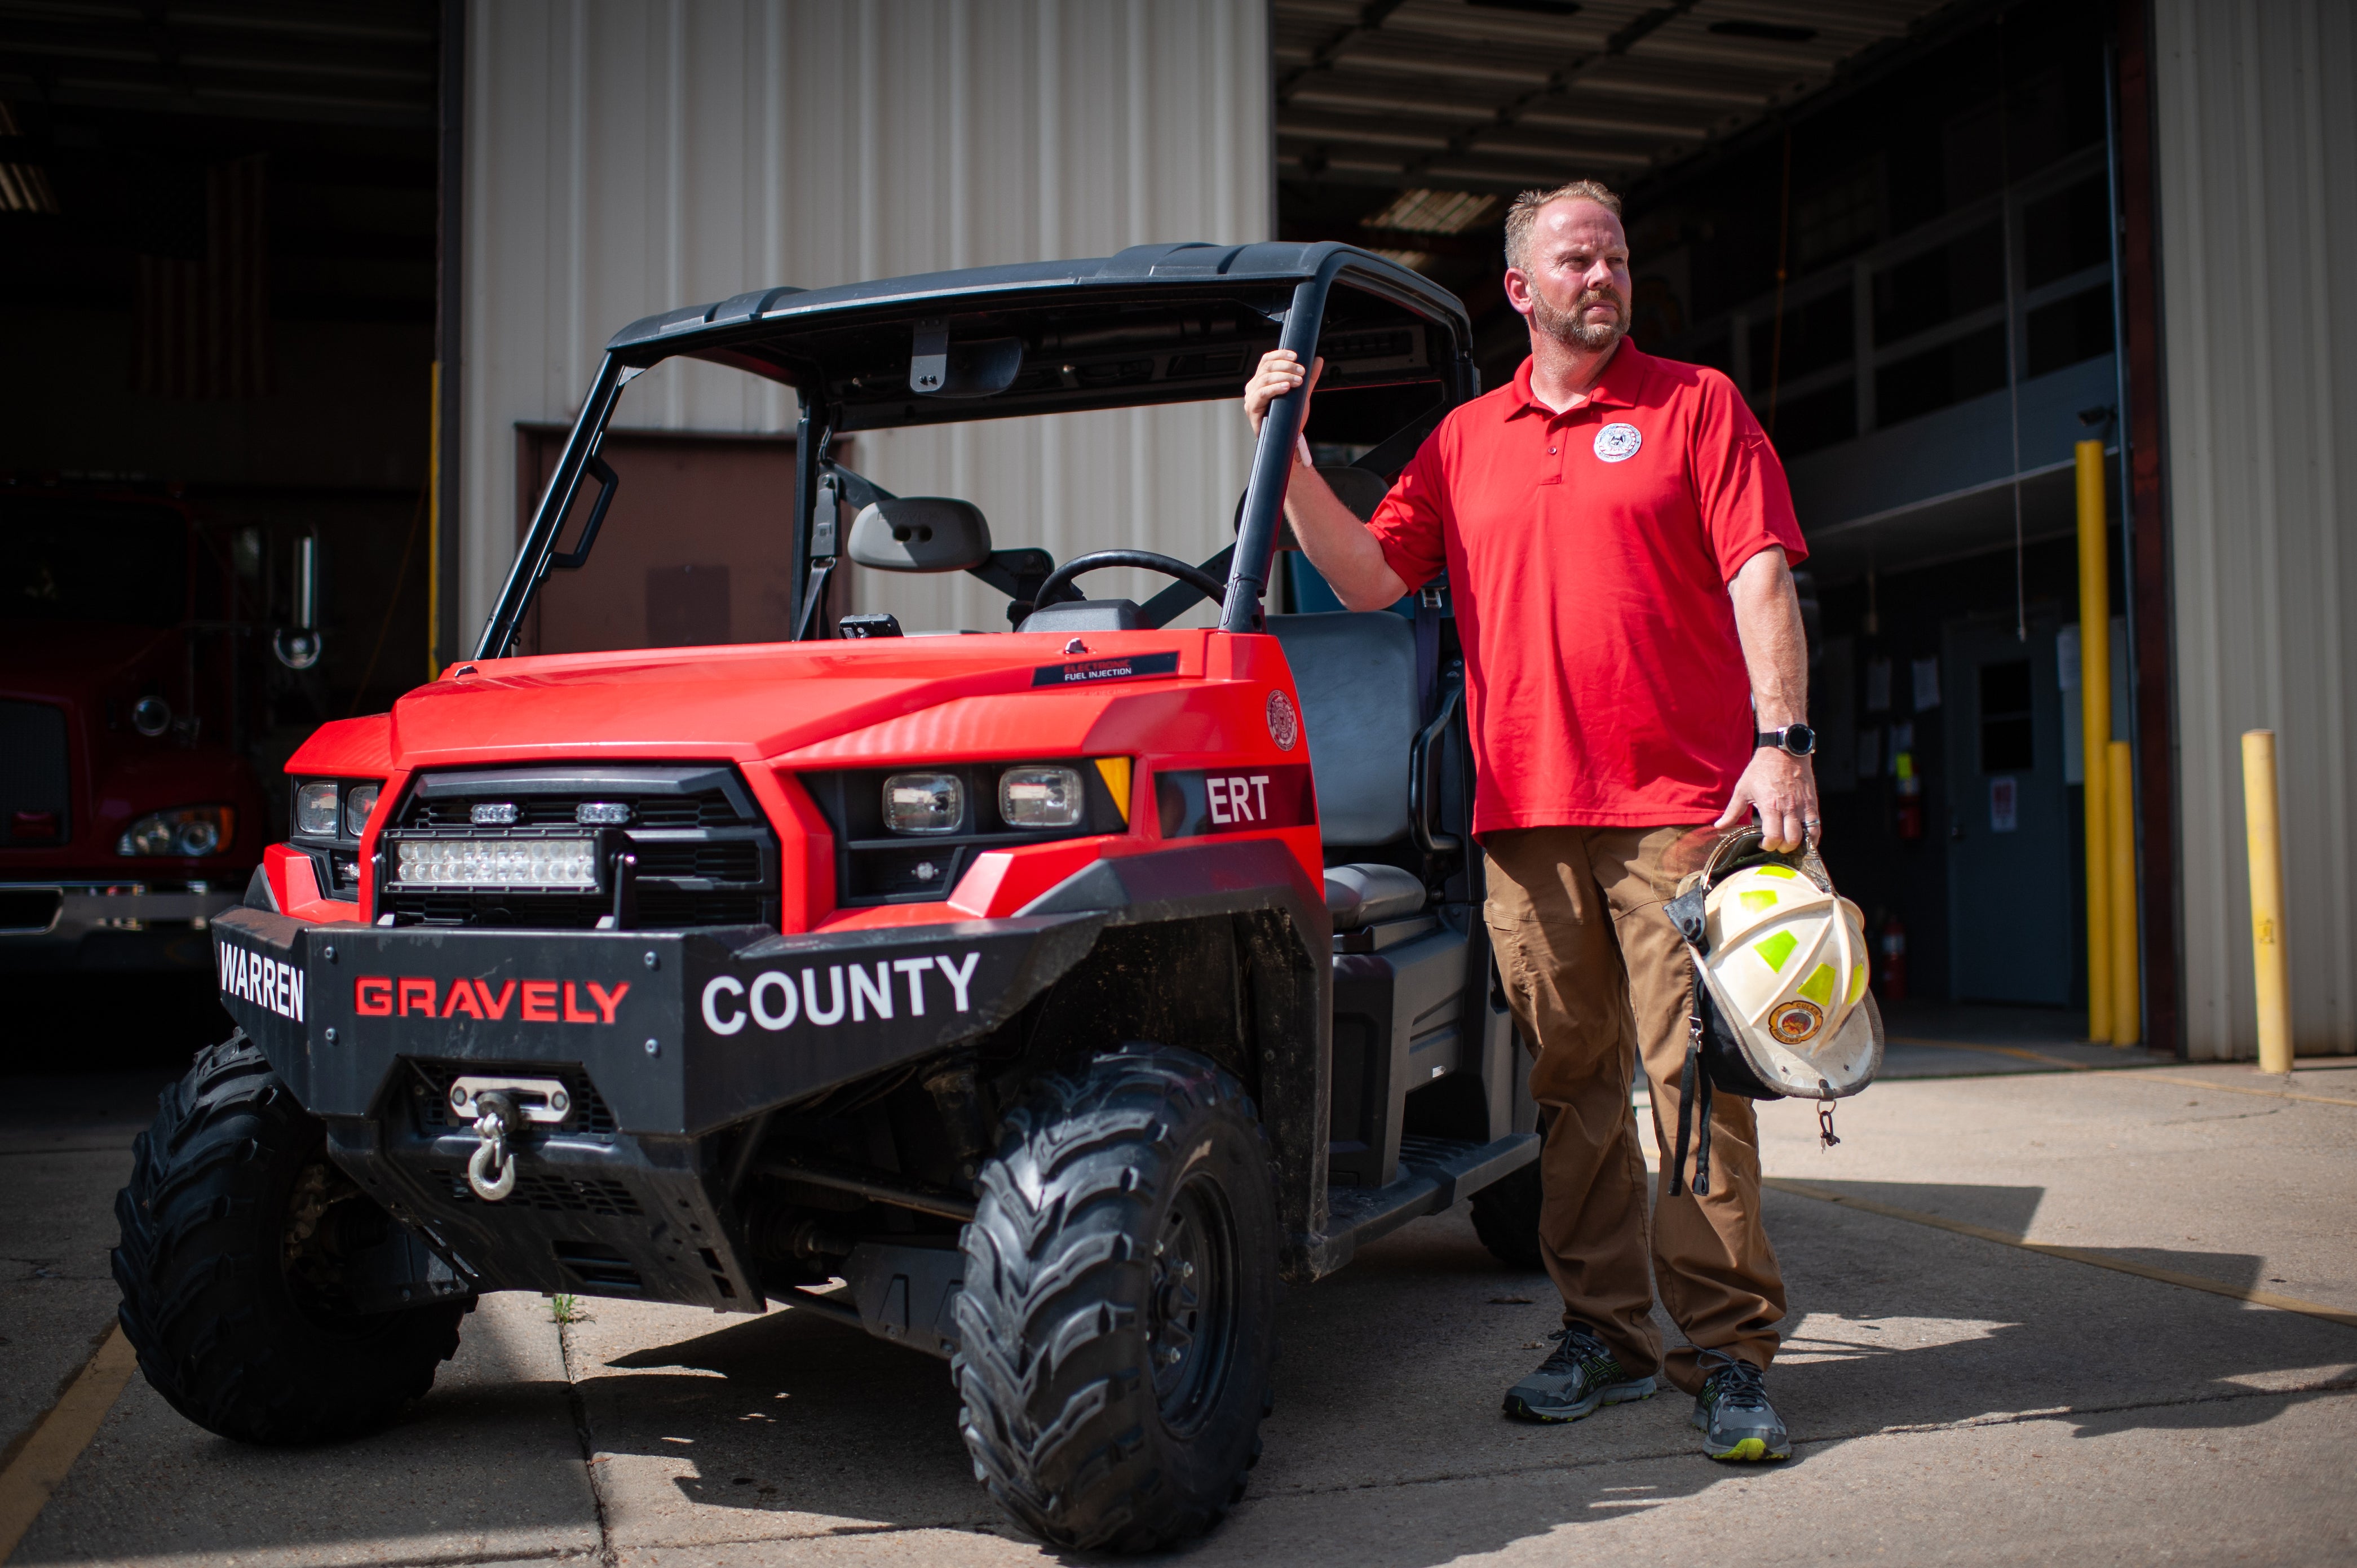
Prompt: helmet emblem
<box><xmin>1769</xmin><ymin>999</ymin><xmax>1824</xmax><ymax>1044</ymax></box>
<box><xmin>1267</xmin><ymin>690</ymin><xmax>1299</xmax><ymax>751</ymax></box>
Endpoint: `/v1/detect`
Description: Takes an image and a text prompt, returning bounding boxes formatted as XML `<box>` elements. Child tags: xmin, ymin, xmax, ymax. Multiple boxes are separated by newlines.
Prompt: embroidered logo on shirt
<box><xmin>1593</xmin><ymin>423</ymin><xmax>1643</xmax><ymax>463</ymax></box>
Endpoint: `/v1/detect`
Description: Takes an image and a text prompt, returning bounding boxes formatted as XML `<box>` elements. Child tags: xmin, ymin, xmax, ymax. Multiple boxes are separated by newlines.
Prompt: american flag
<box><xmin>132</xmin><ymin>154</ymin><xmax>272</xmax><ymax>400</ymax></box>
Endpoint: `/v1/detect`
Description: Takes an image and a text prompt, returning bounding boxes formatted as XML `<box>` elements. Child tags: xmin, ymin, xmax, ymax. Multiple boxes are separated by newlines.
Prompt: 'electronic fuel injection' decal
<box><xmin>1032</xmin><ymin>650</ymin><xmax>1179</xmax><ymax>687</ymax></box>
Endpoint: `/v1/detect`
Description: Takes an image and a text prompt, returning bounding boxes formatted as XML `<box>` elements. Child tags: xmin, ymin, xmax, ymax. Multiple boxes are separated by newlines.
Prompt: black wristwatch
<box><xmin>1757</xmin><ymin>724</ymin><xmax>1816</xmax><ymax>758</ymax></box>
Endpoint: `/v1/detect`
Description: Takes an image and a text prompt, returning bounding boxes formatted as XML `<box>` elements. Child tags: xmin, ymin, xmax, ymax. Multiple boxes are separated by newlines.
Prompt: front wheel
<box><xmin>112</xmin><ymin>1034</ymin><xmax>469</xmax><ymax>1444</ymax></box>
<box><xmin>953</xmin><ymin>1044</ymin><xmax>1277</xmax><ymax>1552</ymax></box>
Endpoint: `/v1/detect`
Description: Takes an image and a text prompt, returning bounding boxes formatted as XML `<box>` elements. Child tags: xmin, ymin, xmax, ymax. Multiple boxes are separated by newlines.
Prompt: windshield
<box><xmin>1</xmin><ymin>497</ymin><xmax>191</xmax><ymax>627</ymax></box>
<box><xmin>515</xmin><ymin>393</ymin><xmax>1284</xmax><ymax>657</ymax></box>
<box><xmin>489</xmin><ymin>260</ymin><xmax>1467</xmax><ymax>660</ymax></box>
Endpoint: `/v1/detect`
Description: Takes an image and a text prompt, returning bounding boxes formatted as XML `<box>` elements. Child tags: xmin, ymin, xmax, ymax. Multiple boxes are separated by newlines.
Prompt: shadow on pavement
<box><xmin>21</xmin><ymin>1177</ymin><xmax>2350</xmax><ymax>1567</ymax></box>
<box><xmin>521</xmin><ymin>1179</ymin><xmax>2357</xmax><ymax>1566</ymax></box>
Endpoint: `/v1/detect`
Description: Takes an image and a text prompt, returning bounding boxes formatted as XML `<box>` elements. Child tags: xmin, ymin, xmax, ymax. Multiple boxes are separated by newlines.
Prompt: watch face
<box><xmin>1784</xmin><ymin>724</ymin><xmax>1817</xmax><ymax>756</ymax></box>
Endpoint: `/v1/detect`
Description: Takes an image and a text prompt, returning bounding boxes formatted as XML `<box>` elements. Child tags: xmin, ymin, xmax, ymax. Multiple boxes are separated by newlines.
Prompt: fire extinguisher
<box><xmin>1893</xmin><ymin>750</ymin><xmax>1923</xmax><ymax>840</ymax></box>
<box><xmin>1877</xmin><ymin>913</ymin><xmax>1908</xmax><ymax>1002</ymax></box>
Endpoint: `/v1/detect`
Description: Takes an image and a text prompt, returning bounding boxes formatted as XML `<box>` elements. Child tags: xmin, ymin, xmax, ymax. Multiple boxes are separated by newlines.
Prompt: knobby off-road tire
<box><xmin>953</xmin><ymin>1044</ymin><xmax>1278</xmax><ymax>1552</ymax></box>
<box><xmin>1470</xmin><ymin>1156</ymin><xmax>1545</xmax><ymax>1270</ymax></box>
<box><xmin>112</xmin><ymin>1033</ymin><xmax>468</xmax><ymax>1443</ymax></box>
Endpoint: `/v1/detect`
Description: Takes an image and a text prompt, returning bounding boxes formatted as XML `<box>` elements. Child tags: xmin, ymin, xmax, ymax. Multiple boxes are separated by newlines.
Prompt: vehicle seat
<box><xmin>1267</xmin><ymin>610</ymin><xmax>1417</xmax><ymax>845</ymax></box>
<box><xmin>1323</xmin><ymin>861</ymin><xmax>1426</xmax><ymax>931</ymax></box>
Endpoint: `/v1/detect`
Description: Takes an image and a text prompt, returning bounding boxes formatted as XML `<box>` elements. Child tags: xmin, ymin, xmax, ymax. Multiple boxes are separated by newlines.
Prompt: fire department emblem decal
<box><xmin>1769</xmin><ymin>998</ymin><xmax>1824</xmax><ymax>1044</ymax></box>
<box><xmin>1266</xmin><ymin>690</ymin><xmax>1299</xmax><ymax>751</ymax></box>
<box><xmin>1593</xmin><ymin>423</ymin><xmax>1643</xmax><ymax>463</ymax></box>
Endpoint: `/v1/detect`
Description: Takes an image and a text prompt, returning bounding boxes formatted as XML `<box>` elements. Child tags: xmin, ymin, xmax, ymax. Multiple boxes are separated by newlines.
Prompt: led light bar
<box><xmin>395</xmin><ymin>836</ymin><xmax>598</xmax><ymax>888</ymax></box>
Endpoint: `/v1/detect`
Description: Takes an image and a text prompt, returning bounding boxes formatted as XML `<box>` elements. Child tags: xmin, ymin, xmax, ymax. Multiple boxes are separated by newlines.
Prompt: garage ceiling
<box><xmin>0</xmin><ymin>0</ymin><xmax>436</xmax><ymax>129</ymax></box>
<box><xmin>1275</xmin><ymin>0</ymin><xmax>1954</xmax><ymax>204</ymax></box>
<box><xmin>0</xmin><ymin>1</ymin><xmax>438</xmax><ymax>323</ymax></box>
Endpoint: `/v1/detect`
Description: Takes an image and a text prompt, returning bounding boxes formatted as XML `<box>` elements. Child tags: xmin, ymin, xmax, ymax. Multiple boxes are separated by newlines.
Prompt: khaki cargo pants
<box><xmin>1483</xmin><ymin>824</ymin><xmax>1785</xmax><ymax>1396</ymax></box>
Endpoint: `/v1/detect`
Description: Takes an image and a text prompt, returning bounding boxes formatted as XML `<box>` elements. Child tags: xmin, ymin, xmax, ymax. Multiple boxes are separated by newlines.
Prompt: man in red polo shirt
<box><xmin>1244</xmin><ymin>179</ymin><xmax>1816</xmax><ymax>1461</ymax></box>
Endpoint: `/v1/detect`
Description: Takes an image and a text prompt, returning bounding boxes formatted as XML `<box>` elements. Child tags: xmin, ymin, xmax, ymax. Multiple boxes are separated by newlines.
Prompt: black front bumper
<box><xmin>211</xmin><ymin>906</ymin><xmax>1107</xmax><ymax>1308</ymax></box>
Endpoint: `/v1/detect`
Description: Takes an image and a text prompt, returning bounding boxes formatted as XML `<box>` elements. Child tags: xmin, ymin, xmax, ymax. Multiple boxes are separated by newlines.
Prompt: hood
<box><xmin>387</xmin><ymin>633</ymin><xmax>1208</xmax><ymax>768</ymax></box>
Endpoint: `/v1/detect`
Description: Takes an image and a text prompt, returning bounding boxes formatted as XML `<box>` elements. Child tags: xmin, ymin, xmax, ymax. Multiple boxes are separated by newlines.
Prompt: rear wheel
<box><xmin>112</xmin><ymin>1033</ymin><xmax>469</xmax><ymax>1444</ymax></box>
<box><xmin>1470</xmin><ymin>1156</ymin><xmax>1544</xmax><ymax>1269</ymax></box>
<box><xmin>953</xmin><ymin>1044</ymin><xmax>1277</xmax><ymax>1552</ymax></box>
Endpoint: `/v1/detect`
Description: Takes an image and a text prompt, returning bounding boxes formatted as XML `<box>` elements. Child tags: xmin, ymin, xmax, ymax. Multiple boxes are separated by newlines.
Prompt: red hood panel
<box><xmin>388</xmin><ymin>634</ymin><xmax>1210</xmax><ymax>767</ymax></box>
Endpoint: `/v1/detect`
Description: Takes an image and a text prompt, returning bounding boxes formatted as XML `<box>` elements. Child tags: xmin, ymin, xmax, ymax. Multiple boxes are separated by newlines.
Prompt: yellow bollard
<box><xmin>2076</xmin><ymin>440</ymin><xmax>2112</xmax><ymax>1041</ymax></box>
<box><xmin>2241</xmin><ymin>730</ymin><xmax>2292</xmax><ymax>1073</ymax></box>
<box><xmin>2107</xmin><ymin>740</ymin><xmax>2139</xmax><ymax>1044</ymax></box>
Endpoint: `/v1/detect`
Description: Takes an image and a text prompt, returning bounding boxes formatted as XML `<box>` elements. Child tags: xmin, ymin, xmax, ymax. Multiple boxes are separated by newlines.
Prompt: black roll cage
<box><xmin>476</xmin><ymin>243</ymin><xmax>1478</xmax><ymax>661</ymax></box>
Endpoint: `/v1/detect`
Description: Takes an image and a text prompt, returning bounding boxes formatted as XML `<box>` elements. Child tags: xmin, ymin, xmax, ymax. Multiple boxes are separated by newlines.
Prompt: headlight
<box><xmin>998</xmin><ymin>765</ymin><xmax>1085</xmax><ymax>829</ymax></box>
<box><xmin>130</xmin><ymin>695</ymin><xmax>172</xmax><ymax>737</ymax></box>
<box><xmin>395</xmin><ymin>836</ymin><xmax>597</xmax><ymax>888</ymax></box>
<box><xmin>343</xmin><ymin>783</ymin><xmax>381</xmax><ymax>836</ymax></box>
<box><xmin>118</xmin><ymin>806</ymin><xmax>235</xmax><ymax>858</ymax></box>
<box><xmin>882</xmin><ymin>773</ymin><xmax>962</xmax><ymax>834</ymax></box>
<box><xmin>295</xmin><ymin>781</ymin><xmax>340</xmax><ymax>836</ymax></box>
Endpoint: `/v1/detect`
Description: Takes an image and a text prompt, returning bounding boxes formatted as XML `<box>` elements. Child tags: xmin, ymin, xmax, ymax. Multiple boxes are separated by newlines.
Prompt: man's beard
<box><xmin>1531</xmin><ymin>285</ymin><xmax>1626</xmax><ymax>352</ymax></box>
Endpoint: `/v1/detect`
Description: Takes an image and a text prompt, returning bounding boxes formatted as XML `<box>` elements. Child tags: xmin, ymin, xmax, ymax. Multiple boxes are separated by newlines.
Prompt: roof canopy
<box><xmin>603</xmin><ymin>241</ymin><xmax>1475</xmax><ymax>432</ymax></box>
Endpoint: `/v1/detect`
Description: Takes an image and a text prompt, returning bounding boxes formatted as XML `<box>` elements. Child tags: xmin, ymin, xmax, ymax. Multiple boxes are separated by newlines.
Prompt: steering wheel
<box><xmin>1032</xmin><ymin>550</ymin><xmax>1228</xmax><ymax>617</ymax></box>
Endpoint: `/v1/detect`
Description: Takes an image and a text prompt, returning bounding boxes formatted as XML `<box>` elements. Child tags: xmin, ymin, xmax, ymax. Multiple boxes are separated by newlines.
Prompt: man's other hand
<box><xmin>1715</xmin><ymin>746</ymin><xmax>1819</xmax><ymax>853</ymax></box>
<box><xmin>1244</xmin><ymin>349</ymin><xmax>1322</xmax><ymax>435</ymax></box>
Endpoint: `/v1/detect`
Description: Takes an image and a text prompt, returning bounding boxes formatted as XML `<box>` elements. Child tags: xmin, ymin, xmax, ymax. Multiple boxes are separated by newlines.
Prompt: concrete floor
<box><xmin>4</xmin><ymin>1053</ymin><xmax>2352</xmax><ymax>1567</ymax></box>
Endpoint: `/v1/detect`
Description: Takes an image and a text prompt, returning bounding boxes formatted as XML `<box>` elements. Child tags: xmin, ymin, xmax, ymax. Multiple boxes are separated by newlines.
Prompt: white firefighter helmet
<box><xmin>1681</xmin><ymin>838</ymin><xmax>1882</xmax><ymax>1099</ymax></box>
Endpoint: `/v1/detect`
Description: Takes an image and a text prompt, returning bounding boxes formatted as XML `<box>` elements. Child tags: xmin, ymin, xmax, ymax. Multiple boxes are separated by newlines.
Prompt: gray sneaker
<box><xmin>1502</xmin><ymin>1324</ymin><xmax>1657</xmax><ymax>1423</ymax></box>
<box><xmin>1690</xmin><ymin>1349</ymin><xmax>1790</xmax><ymax>1460</ymax></box>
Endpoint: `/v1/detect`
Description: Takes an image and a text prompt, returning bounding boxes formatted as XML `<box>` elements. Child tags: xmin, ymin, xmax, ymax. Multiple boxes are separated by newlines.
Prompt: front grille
<box><xmin>0</xmin><ymin>701</ymin><xmax>70</xmax><ymax>845</ymax></box>
<box><xmin>404</xmin><ymin>792</ymin><xmax>740</xmax><ymax>830</ymax></box>
<box><xmin>377</xmin><ymin>765</ymin><xmax>775</xmax><ymax>930</ymax></box>
<box><xmin>432</xmin><ymin>1167</ymin><xmax>644</xmax><ymax>1217</ymax></box>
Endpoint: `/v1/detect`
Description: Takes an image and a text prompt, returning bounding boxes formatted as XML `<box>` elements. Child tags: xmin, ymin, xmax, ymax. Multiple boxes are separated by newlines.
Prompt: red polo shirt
<box><xmin>1367</xmin><ymin>343</ymin><xmax>1806</xmax><ymax>834</ymax></box>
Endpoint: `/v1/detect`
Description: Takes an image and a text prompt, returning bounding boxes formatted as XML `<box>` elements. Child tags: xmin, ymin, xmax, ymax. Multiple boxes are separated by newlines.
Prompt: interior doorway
<box><xmin>1943</xmin><ymin>613</ymin><xmax>2071</xmax><ymax>1004</ymax></box>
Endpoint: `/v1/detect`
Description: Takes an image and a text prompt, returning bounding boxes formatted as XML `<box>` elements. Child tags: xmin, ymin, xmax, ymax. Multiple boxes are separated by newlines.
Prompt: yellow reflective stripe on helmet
<box><xmin>1847</xmin><ymin>962</ymin><xmax>1868</xmax><ymax>1004</ymax></box>
<box><xmin>1754</xmin><ymin>865</ymin><xmax>1799</xmax><ymax>880</ymax></box>
<box><xmin>1798</xmin><ymin>962</ymin><xmax>1836</xmax><ymax>1006</ymax></box>
<box><xmin>1754</xmin><ymin>929</ymin><xmax>1798</xmax><ymax>972</ymax></box>
<box><xmin>1739</xmin><ymin>889</ymin><xmax>1779</xmax><ymax>912</ymax></box>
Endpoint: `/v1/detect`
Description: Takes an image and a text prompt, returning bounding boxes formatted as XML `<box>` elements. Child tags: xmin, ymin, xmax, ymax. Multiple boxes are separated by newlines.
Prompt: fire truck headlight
<box><xmin>118</xmin><ymin>806</ymin><xmax>235</xmax><ymax>858</ymax></box>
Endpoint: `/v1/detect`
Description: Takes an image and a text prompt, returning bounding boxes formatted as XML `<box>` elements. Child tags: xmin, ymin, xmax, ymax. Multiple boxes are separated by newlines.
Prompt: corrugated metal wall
<box><xmin>2152</xmin><ymin>0</ymin><xmax>2356</xmax><ymax>1057</ymax></box>
<box><xmin>460</xmin><ymin>0</ymin><xmax>1271</xmax><ymax>641</ymax></box>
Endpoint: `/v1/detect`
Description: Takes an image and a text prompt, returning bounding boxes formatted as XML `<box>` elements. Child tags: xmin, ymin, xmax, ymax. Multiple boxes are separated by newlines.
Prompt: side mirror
<box><xmin>273</xmin><ymin>534</ymin><xmax>323</xmax><ymax>670</ymax></box>
<box><xmin>846</xmin><ymin>498</ymin><xmax>993</xmax><ymax>573</ymax></box>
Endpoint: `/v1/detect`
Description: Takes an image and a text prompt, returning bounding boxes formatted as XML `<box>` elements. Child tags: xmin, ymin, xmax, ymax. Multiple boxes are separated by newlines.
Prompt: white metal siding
<box><xmin>2152</xmin><ymin>0</ymin><xmax>2356</xmax><ymax>1057</ymax></box>
<box><xmin>461</xmin><ymin>0</ymin><xmax>1271</xmax><ymax>641</ymax></box>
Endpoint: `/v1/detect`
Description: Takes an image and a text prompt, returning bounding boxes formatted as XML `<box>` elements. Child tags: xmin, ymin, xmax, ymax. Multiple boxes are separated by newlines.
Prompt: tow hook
<box><xmin>467</xmin><ymin>1090</ymin><xmax>520</xmax><ymax>1201</ymax></box>
<box><xmin>446</xmin><ymin>1076</ymin><xmax>570</xmax><ymax>1203</ymax></box>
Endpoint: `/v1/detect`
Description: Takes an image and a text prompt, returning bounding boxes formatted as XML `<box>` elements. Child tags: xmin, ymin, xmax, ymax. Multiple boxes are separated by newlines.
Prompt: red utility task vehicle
<box><xmin>2</xmin><ymin>486</ymin><xmax>271</xmax><ymax>968</ymax></box>
<box><xmin>115</xmin><ymin>246</ymin><xmax>1544</xmax><ymax>1552</ymax></box>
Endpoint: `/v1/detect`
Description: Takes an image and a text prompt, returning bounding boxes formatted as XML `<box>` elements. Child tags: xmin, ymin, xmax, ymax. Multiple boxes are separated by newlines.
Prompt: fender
<box><xmin>1021</xmin><ymin>838</ymin><xmax>1334</xmax><ymax>1279</ymax></box>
